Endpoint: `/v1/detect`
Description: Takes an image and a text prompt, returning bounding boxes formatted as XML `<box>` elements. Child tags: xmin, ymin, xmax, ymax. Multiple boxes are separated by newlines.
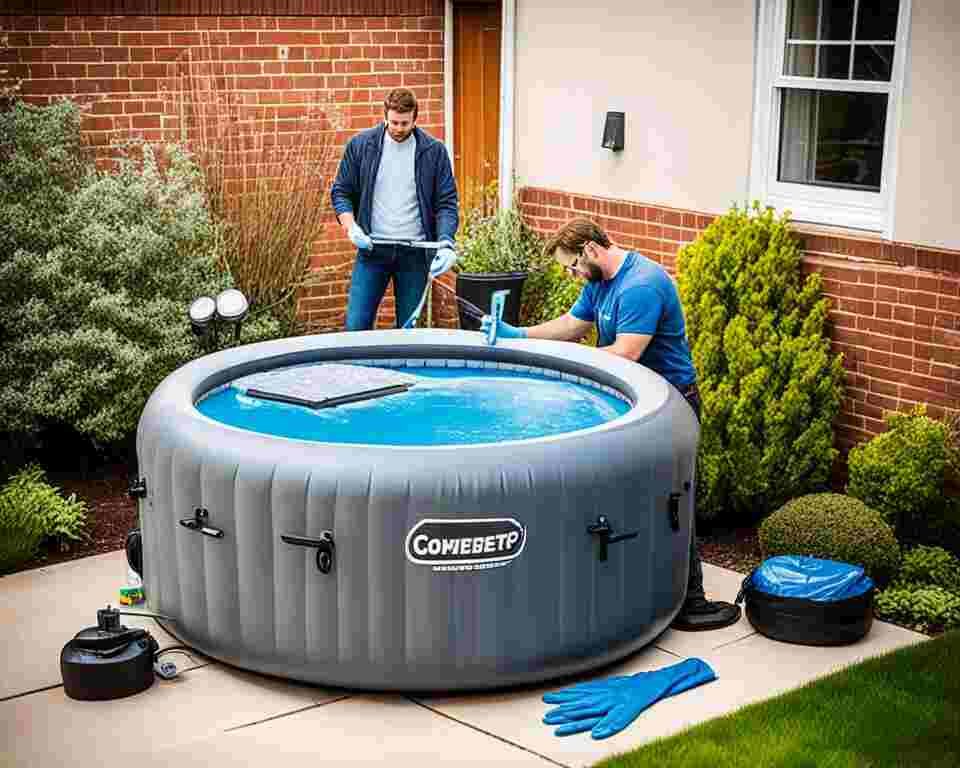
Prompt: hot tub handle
<box><xmin>281</xmin><ymin>531</ymin><xmax>335</xmax><ymax>574</ymax></box>
<box><xmin>179</xmin><ymin>508</ymin><xmax>224</xmax><ymax>539</ymax></box>
<box><xmin>586</xmin><ymin>515</ymin><xmax>638</xmax><ymax>562</ymax></box>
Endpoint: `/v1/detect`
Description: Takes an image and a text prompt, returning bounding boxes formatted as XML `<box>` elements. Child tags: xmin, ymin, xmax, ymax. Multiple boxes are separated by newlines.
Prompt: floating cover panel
<box><xmin>231</xmin><ymin>363</ymin><xmax>419</xmax><ymax>409</ymax></box>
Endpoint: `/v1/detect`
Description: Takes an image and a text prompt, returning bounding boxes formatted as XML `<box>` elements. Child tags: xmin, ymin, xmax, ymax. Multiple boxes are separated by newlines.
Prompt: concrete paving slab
<box><xmin>652</xmin><ymin>562</ymin><xmax>756</xmax><ymax>657</ymax></box>
<box><xmin>0</xmin><ymin>551</ymin><xmax>203</xmax><ymax>701</ymax></box>
<box><xmin>0</xmin><ymin>662</ymin><xmax>342</xmax><ymax>768</ymax></box>
<box><xmin>130</xmin><ymin>696</ymin><xmax>556</xmax><ymax>768</ymax></box>
<box><xmin>413</xmin><ymin>618</ymin><xmax>927</xmax><ymax>768</ymax></box>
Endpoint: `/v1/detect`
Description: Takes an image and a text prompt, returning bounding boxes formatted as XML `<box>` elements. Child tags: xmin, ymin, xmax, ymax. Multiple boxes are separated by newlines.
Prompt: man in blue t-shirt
<box><xmin>481</xmin><ymin>217</ymin><xmax>740</xmax><ymax>632</ymax></box>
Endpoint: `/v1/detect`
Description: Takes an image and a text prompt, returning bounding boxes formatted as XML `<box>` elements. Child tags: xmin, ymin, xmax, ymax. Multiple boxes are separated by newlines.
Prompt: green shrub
<box><xmin>759</xmin><ymin>493</ymin><xmax>901</xmax><ymax>583</ymax></box>
<box><xmin>456</xmin><ymin>198</ymin><xmax>546</xmax><ymax>275</ymax></box>
<box><xmin>847</xmin><ymin>406</ymin><xmax>959</xmax><ymax>535</ymax></box>
<box><xmin>898</xmin><ymin>545</ymin><xmax>960</xmax><ymax>592</ymax></box>
<box><xmin>0</xmin><ymin>101</ymin><xmax>281</xmax><ymax>446</ymax></box>
<box><xmin>0</xmin><ymin>465</ymin><xmax>88</xmax><ymax>572</ymax></box>
<box><xmin>520</xmin><ymin>261</ymin><xmax>597</xmax><ymax>345</ymax></box>
<box><xmin>875</xmin><ymin>584</ymin><xmax>960</xmax><ymax>632</ymax></box>
<box><xmin>676</xmin><ymin>204</ymin><xmax>845</xmax><ymax>522</ymax></box>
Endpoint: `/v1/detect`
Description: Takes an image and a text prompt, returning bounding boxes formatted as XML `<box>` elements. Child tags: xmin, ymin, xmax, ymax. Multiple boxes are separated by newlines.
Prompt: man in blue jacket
<box><xmin>331</xmin><ymin>88</ymin><xmax>460</xmax><ymax>330</ymax></box>
<box><xmin>482</xmin><ymin>217</ymin><xmax>742</xmax><ymax>632</ymax></box>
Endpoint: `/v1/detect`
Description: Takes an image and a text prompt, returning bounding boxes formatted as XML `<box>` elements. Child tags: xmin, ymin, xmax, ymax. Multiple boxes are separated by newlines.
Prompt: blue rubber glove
<box><xmin>542</xmin><ymin>658</ymin><xmax>717</xmax><ymax>739</ymax></box>
<box><xmin>430</xmin><ymin>241</ymin><xmax>458</xmax><ymax>278</ymax></box>
<box><xmin>348</xmin><ymin>222</ymin><xmax>373</xmax><ymax>250</ymax></box>
<box><xmin>480</xmin><ymin>315</ymin><xmax>527</xmax><ymax>340</ymax></box>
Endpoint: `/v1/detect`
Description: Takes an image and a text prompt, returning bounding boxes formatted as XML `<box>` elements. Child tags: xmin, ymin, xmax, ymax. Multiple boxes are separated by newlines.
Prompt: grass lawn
<box><xmin>598</xmin><ymin>630</ymin><xmax>960</xmax><ymax>768</ymax></box>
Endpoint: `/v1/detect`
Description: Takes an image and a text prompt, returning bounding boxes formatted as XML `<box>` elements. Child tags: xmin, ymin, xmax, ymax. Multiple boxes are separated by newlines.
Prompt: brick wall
<box><xmin>519</xmin><ymin>186</ymin><xmax>960</xmax><ymax>458</ymax></box>
<box><xmin>1</xmin><ymin>9</ymin><xmax>448</xmax><ymax>331</ymax></box>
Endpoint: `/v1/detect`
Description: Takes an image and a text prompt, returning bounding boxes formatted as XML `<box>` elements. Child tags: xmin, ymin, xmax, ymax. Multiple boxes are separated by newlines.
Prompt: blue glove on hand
<box><xmin>542</xmin><ymin>658</ymin><xmax>717</xmax><ymax>739</ymax></box>
<box><xmin>348</xmin><ymin>222</ymin><xmax>373</xmax><ymax>250</ymax></box>
<box><xmin>430</xmin><ymin>242</ymin><xmax>458</xmax><ymax>278</ymax></box>
<box><xmin>480</xmin><ymin>315</ymin><xmax>526</xmax><ymax>340</ymax></box>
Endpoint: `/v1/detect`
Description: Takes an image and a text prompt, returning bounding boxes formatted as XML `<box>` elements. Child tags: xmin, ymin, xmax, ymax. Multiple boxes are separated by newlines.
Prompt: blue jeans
<box><xmin>682</xmin><ymin>383</ymin><xmax>705</xmax><ymax>602</ymax></box>
<box><xmin>345</xmin><ymin>244</ymin><xmax>431</xmax><ymax>331</ymax></box>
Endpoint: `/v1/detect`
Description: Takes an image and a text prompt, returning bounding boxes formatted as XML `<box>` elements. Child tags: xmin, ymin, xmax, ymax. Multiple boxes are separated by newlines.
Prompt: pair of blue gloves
<box><xmin>348</xmin><ymin>222</ymin><xmax>457</xmax><ymax>280</ymax></box>
<box><xmin>542</xmin><ymin>658</ymin><xmax>717</xmax><ymax>740</ymax></box>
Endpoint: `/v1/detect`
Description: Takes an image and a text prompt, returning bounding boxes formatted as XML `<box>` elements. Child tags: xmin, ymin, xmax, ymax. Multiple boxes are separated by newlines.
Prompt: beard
<box><xmin>585</xmin><ymin>262</ymin><xmax>604</xmax><ymax>282</ymax></box>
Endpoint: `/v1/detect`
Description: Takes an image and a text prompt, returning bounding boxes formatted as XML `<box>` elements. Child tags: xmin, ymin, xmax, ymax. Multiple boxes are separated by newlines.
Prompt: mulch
<box><xmin>17</xmin><ymin>462</ymin><xmax>138</xmax><ymax>573</ymax></box>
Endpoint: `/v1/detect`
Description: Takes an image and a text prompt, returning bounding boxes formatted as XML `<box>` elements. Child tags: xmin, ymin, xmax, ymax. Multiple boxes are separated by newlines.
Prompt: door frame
<box><xmin>444</xmin><ymin>0</ymin><xmax>516</xmax><ymax>212</ymax></box>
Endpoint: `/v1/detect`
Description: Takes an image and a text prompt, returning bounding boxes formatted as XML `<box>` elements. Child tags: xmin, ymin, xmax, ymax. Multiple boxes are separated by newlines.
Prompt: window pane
<box><xmin>787</xmin><ymin>0</ymin><xmax>819</xmax><ymax>39</ymax></box>
<box><xmin>778</xmin><ymin>89</ymin><xmax>887</xmax><ymax>191</ymax></box>
<box><xmin>818</xmin><ymin>45</ymin><xmax>851</xmax><ymax>78</ymax></box>
<box><xmin>784</xmin><ymin>44</ymin><xmax>816</xmax><ymax>76</ymax></box>
<box><xmin>853</xmin><ymin>44</ymin><xmax>894</xmax><ymax>80</ymax></box>
<box><xmin>820</xmin><ymin>0</ymin><xmax>854</xmax><ymax>39</ymax></box>
<box><xmin>856</xmin><ymin>0</ymin><xmax>900</xmax><ymax>40</ymax></box>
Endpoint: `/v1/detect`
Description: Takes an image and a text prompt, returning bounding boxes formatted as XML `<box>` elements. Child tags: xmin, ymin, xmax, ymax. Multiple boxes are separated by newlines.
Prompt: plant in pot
<box><xmin>454</xmin><ymin>191</ymin><xmax>546</xmax><ymax>330</ymax></box>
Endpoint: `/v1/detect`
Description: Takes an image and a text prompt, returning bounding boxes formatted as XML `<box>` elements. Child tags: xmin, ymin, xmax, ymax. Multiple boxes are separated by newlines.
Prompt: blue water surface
<box><xmin>197</xmin><ymin>367</ymin><xmax>631</xmax><ymax>445</ymax></box>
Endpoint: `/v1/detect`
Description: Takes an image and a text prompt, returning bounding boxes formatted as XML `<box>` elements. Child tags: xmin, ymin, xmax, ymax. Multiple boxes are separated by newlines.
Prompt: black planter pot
<box><xmin>455</xmin><ymin>272</ymin><xmax>528</xmax><ymax>331</ymax></box>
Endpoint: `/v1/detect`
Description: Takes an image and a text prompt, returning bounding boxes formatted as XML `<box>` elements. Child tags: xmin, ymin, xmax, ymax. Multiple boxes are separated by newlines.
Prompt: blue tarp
<box><xmin>749</xmin><ymin>555</ymin><xmax>874</xmax><ymax>601</ymax></box>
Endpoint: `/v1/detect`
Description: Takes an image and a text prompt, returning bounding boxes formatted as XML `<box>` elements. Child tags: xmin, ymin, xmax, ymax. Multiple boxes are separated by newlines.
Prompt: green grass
<box><xmin>597</xmin><ymin>631</ymin><xmax>960</xmax><ymax>768</ymax></box>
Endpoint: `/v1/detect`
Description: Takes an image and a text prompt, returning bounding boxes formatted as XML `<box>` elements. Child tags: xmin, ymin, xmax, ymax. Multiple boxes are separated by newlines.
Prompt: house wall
<box><xmin>513</xmin><ymin>0</ymin><xmax>756</xmax><ymax>216</ymax></box>
<box><xmin>520</xmin><ymin>186</ymin><xmax>960</xmax><ymax>459</ymax></box>
<box><xmin>891</xmin><ymin>0</ymin><xmax>960</xmax><ymax>251</ymax></box>
<box><xmin>1</xmin><ymin>5</ymin><xmax>457</xmax><ymax>331</ymax></box>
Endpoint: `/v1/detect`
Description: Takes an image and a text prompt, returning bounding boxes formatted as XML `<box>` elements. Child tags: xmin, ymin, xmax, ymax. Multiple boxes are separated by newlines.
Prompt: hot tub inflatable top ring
<box><xmin>135</xmin><ymin>329</ymin><xmax>699</xmax><ymax>691</ymax></box>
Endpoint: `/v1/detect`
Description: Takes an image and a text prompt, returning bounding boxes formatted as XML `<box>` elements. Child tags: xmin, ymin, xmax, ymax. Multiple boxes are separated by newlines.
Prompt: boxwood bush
<box><xmin>847</xmin><ymin>406</ymin><xmax>960</xmax><ymax>542</ymax></box>
<box><xmin>0</xmin><ymin>100</ymin><xmax>281</xmax><ymax>449</ymax></box>
<box><xmin>759</xmin><ymin>492</ymin><xmax>901</xmax><ymax>583</ymax></box>
<box><xmin>677</xmin><ymin>205</ymin><xmax>845</xmax><ymax>523</ymax></box>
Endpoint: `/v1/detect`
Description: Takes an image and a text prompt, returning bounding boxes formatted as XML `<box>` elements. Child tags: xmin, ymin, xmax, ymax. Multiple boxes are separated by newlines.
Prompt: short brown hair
<box><xmin>543</xmin><ymin>218</ymin><xmax>611</xmax><ymax>257</ymax></box>
<box><xmin>383</xmin><ymin>88</ymin><xmax>418</xmax><ymax>120</ymax></box>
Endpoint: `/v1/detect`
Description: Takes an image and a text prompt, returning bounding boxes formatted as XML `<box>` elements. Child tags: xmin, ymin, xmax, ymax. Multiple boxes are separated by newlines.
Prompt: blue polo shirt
<box><xmin>570</xmin><ymin>252</ymin><xmax>697</xmax><ymax>391</ymax></box>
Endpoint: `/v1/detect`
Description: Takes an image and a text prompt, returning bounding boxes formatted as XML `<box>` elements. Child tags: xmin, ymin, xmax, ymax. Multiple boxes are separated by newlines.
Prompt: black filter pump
<box><xmin>60</xmin><ymin>605</ymin><xmax>158</xmax><ymax>701</ymax></box>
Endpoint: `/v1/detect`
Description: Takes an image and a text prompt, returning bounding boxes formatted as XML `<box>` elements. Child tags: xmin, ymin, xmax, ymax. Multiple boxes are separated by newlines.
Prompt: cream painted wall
<box><xmin>891</xmin><ymin>1</ymin><xmax>960</xmax><ymax>250</ymax></box>
<box><xmin>514</xmin><ymin>0</ymin><xmax>756</xmax><ymax>215</ymax></box>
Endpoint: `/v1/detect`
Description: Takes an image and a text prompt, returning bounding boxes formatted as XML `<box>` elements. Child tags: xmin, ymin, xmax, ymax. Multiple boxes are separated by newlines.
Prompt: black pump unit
<box><xmin>60</xmin><ymin>606</ymin><xmax>158</xmax><ymax>701</ymax></box>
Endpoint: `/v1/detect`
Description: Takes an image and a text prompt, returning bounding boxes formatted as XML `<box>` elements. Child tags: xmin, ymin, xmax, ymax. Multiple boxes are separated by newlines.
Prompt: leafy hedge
<box><xmin>0</xmin><ymin>100</ymin><xmax>280</xmax><ymax>448</ymax></box>
<box><xmin>677</xmin><ymin>204</ymin><xmax>845</xmax><ymax>522</ymax></box>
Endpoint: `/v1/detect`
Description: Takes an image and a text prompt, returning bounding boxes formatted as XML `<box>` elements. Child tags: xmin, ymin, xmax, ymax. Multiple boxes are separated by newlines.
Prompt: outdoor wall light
<box><xmin>602</xmin><ymin>111</ymin><xmax>625</xmax><ymax>152</ymax></box>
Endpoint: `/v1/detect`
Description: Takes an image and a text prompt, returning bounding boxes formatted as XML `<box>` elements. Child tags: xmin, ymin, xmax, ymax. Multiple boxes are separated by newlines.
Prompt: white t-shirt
<box><xmin>370</xmin><ymin>132</ymin><xmax>425</xmax><ymax>240</ymax></box>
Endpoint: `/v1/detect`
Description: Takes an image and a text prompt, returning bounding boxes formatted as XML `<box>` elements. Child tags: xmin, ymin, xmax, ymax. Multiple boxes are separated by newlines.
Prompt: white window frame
<box><xmin>749</xmin><ymin>0</ymin><xmax>913</xmax><ymax>237</ymax></box>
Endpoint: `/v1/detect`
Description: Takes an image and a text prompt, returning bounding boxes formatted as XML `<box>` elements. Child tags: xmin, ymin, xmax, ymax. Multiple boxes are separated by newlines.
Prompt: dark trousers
<box><xmin>681</xmin><ymin>384</ymin><xmax>705</xmax><ymax>602</ymax></box>
<box><xmin>345</xmin><ymin>244</ymin><xmax>430</xmax><ymax>331</ymax></box>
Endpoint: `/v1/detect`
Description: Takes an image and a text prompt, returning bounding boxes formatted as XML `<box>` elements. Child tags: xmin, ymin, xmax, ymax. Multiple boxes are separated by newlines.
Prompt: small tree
<box><xmin>677</xmin><ymin>204</ymin><xmax>845</xmax><ymax>523</ymax></box>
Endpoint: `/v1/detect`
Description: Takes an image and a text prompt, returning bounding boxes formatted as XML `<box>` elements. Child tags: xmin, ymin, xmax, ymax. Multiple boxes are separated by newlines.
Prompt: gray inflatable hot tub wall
<box><xmin>135</xmin><ymin>329</ymin><xmax>699</xmax><ymax>691</ymax></box>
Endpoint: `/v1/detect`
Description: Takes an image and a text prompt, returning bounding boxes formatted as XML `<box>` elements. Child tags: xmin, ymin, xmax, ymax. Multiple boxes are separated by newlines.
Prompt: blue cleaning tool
<box><xmin>542</xmin><ymin>657</ymin><xmax>717</xmax><ymax>739</ymax></box>
<box><xmin>486</xmin><ymin>289</ymin><xmax>509</xmax><ymax>346</ymax></box>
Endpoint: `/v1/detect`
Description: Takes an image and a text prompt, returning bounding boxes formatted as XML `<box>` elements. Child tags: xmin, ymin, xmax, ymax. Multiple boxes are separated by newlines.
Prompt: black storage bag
<box><xmin>735</xmin><ymin>555</ymin><xmax>875</xmax><ymax>646</ymax></box>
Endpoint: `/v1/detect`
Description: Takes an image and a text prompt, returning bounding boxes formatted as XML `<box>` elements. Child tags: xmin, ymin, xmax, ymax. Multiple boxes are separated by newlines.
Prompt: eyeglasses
<box><xmin>556</xmin><ymin>245</ymin><xmax>589</xmax><ymax>274</ymax></box>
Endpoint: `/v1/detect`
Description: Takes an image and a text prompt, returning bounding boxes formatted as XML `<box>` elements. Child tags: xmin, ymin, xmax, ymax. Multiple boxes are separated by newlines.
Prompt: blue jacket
<box><xmin>330</xmin><ymin>124</ymin><xmax>459</xmax><ymax>244</ymax></box>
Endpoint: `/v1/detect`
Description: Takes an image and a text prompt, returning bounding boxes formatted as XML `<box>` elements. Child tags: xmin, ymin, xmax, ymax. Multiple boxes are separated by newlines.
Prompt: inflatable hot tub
<box><xmin>135</xmin><ymin>329</ymin><xmax>699</xmax><ymax>691</ymax></box>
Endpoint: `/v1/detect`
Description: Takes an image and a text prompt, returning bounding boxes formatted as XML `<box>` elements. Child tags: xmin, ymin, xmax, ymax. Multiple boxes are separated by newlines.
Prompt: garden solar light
<box><xmin>188</xmin><ymin>296</ymin><xmax>216</xmax><ymax>337</ymax></box>
<box><xmin>215</xmin><ymin>288</ymin><xmax>249</xmax><ymax>342</ymax></box>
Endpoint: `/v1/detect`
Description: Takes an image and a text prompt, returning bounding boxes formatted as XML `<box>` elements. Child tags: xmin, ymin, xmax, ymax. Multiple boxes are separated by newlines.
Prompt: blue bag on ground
<box><xmin>735</xmin><ymin>555</ymin><xmax>875</xmax><ymax>646</ymax></box>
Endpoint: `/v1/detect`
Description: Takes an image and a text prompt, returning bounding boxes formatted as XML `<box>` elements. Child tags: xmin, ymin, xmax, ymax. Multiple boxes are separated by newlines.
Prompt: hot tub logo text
<box><xmin>405</xmin><ymin>518</ymin><xmax>526</xmax><ymax>572</ymax></box>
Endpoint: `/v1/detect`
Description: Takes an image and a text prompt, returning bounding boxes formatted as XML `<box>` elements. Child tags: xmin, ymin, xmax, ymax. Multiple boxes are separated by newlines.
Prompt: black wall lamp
<box><xmin>602</xmin><ymin>111</ymin><xmax>625</xmax><ymax>151</ymax></box>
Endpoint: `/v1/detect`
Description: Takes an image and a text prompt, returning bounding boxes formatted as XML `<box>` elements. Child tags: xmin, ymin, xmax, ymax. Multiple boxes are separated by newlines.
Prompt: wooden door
<box><xmin>453</xmin><ymin>1</ymin><xmax>501</xmax><ymax>213</ymax></box>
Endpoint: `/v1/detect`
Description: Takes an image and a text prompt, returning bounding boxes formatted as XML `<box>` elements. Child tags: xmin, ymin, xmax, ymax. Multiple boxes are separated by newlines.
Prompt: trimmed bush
<box><xmin>760</xmin><ymin>493</ymin><xmax>901</xmax><ymax>583</ymax></box>
<box><xmin>897</xmin><ymin>546</ymin><xmax>960</xmax><ymax>592</ymax></box>
<box><xmin>875</xmin><ymin>584</ymin><xmax>960</xmax><ymax>632</ymax></box>
<box><xmin>847</xmin><ymin>406</ymin><xmax>959</xmax><ymax>537</ymax></box>
<box><xmin>677</xmin><ymin>204</ymin><xmax>845</xmax><ymax>522</ymax></box>
<box><xmin>0</xmin><ymin>465</ymin><xmax>88</xmax><ymax>573</ymax></box>
<box><xmin>0</xmin><ymin>101</ymin><xmax>281</xmax><ymax>446</ymax></box>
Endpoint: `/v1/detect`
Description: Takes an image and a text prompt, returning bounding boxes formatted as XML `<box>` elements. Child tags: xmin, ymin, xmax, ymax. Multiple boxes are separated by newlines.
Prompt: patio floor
<box><xmin>2</xmin><ymin>550</ymin><xmax>926</xmax><ymax>767</ymax></box>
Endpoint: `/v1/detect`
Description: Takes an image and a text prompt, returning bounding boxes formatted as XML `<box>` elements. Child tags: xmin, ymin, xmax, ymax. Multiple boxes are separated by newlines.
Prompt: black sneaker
<box><xmin>671</xmin><ymin>596</ymin><xmax>742</xmax><ymax>631</ymax></box>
